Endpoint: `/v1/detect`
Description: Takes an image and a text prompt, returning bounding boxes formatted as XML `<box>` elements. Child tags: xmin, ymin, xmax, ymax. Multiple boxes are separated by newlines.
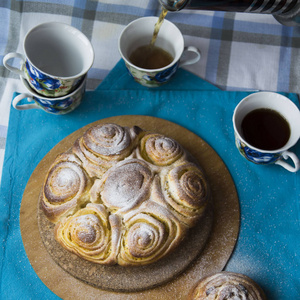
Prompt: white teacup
<box><xmin>233</xmin><ymin>92</ymin><xmax>300</xmax><ymax>172</ymax></box>
<box><xmin>13</xmin><ymin>75</ymin><xmax>86</xmax><ymax>115</ymax></box>
<box><xmin>118</xmin><ymin>16</ymin><xmax>201</xmax><ymax>87</ymax></box>
<box><xmin>3</xmin><ymin>22</ymin><xmax>94</xmax><ymax>97</ymax></box>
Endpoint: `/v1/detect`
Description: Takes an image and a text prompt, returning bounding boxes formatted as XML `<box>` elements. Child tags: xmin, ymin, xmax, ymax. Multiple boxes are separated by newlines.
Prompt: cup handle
<box><xmin>179</xmin><ymin>46</ymin><xmax>201</xmax><ymax>67</ymax></box>
<box><xmin>275</xmin><ymin>150</ymin><xmax>300</xmax><ymax>172</ymax></box>
<box><xmin>12</xmin><ymin>93</ymin><xmax>40</xmax><ymax>110</ymax></box>
<box><xmin>3</xmin><ymin>52</ymin><xmax>26</xmax><ymax>77</ymax></box>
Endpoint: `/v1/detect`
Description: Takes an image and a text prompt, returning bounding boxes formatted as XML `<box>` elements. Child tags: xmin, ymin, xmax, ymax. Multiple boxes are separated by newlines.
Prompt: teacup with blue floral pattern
<box><xmin>119</xmin><ymin>17</ymin><xmax>200</xmax><ymax>87</ymax></box>
<box><xmin>12</xmin><ymin>75</ymin><xmax>86</xmax><ymax>115</ymax></box>
<box><xmin>23</xmin><ymin>60</ymin><xmax>84</xmax><ymax>98</ymax></box>
<box><xmin>3</xmin><ymin>22</ymin><xmax>94</xmax><ymax>97</ymax></box>
<box><xmin>233</xmin><ymin>92</ymin><xmax>300</xmax><ymax>172</ymax></box>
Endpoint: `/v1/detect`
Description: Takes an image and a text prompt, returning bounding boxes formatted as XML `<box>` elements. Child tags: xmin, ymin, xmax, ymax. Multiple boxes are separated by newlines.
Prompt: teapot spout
<box><xmin>158</xmin><ymin>0</ymin><xmax>189</xmax><ymax>11</ymax></box>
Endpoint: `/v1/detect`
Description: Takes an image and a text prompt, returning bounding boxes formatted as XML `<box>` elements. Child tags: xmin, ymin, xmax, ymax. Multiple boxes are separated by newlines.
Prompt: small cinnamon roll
<box><xmin>91</xmin><ymin>159</ymin><xmax>153</xmax><ymax>214</ymax></box>
<box><xmin>161</xmin><ymin>163</ymin><xmax>210</xmax><ymax>227</ymax></box>
<box><xmin>190</xmin><ymin>272</ymin><xmax>266</xmax><ymax>300</ymax></box>
<box><xmin>139</xmin><ymin>133</ymin><xmax>184</xmax><ymax>166</ymax></box>
<box><xmin>72</xmin><ymin>123</ymin><xmax>143</xmax><ymax>177</ymax></box>
<box><xmin>40</xmin><ymin>153</ymin><xmax>91</xmax><ymax>223</ymax></box>
<box><xmin>54</xmin><ymin>203</ymin><xmax>121</xmax><ymax>265</ymax></box>
<box><xmin>118</xmin><ymin>201</ymin><xmax>187</xmax><ymax>266</ymax></box>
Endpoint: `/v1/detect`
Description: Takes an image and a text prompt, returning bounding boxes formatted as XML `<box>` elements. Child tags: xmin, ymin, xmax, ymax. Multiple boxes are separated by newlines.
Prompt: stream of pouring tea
<box><xmin>151</xmin><ymin>8</ymin><xmax>168</xmax><ymax>45</ymax></box>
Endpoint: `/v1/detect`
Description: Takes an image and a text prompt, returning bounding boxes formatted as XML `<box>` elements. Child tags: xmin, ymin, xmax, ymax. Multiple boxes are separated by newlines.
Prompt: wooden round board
<box><xmin>20</xmin><ymin>115</ymin><xmax>240</xmax><ymax>300</ymax></box>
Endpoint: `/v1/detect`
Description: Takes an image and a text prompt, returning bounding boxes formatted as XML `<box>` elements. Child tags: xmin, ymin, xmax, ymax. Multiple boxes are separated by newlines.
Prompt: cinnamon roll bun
<box><xmin>190</xmin><ymin>272</ymin><xmax>266</xmax><ymax>300</ymax></box>
<box><xmin>118</xmin><ymin>201</ymin><xmax>187</xmax><ymax>266</ymax></box>
<box><xmin>90</xmin><ymin>159</ymin><xmax>153</xmax><ymax>214</ymax></box>
<box><xmin>72</xmin><ymin>123</ymin><xmax>143</xmax><ymax>177</ymax></box>
<box><xmin>40</xmin><ymin>153</ymin><xmax>92</xmax><ymax>223</ymax></box>
<box><xmin>138</xmin><ymin>133</ymin><xmax>184</xmax><ymax>166</ymax></box>
<box><xmin>55</xmin><ymin>203</ymin><xmax>121</xmax><ymax>264</ymax></box>
<box><xmin>160</xmin><ymin>163</ymin><xmax>210</xmax><ymax>227</ymax></box>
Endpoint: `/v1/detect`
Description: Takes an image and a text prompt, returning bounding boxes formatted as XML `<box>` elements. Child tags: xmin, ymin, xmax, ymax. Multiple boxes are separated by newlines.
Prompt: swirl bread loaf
<box><xmin>40</xmin><ymin>123</ymin><xmax>210</xmax><ymax>266</ymax></box>
<box><xmin>189</xmin><ymin>272</ymin><xmax>266</xmax><ymax>300</ymax></box>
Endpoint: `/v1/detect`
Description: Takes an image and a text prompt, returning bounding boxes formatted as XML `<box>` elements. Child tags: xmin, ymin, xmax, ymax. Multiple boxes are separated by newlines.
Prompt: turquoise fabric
<box><xmin>0</xmin><ymin>60</ymin><xmax>299</xmax><ymax>299</ymax></box>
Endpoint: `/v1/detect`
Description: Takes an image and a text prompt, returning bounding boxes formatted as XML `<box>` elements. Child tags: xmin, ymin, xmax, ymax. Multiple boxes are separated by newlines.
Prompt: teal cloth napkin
<box><xmin>0</xmin><ymin>60</ymin><xmax>299</xmax><ymax>299</ymax></box>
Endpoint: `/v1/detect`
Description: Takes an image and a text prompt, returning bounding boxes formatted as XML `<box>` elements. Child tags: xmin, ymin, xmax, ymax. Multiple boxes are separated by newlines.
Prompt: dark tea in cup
<box><xmin>241</xmin><ymin>108</ymin><xmax>291</xmax><ymax>151</ymax></box>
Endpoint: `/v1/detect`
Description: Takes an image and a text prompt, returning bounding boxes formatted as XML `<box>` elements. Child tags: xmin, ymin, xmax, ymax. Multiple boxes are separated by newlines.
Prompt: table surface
<box><xmin>0</xmin><ymin>1</ymin><xmax>300</xmax><ymax>299</ymax></box>
<box><xmin>0</xmin><ymin>57</ymin><xmax>299</xmax><ymax>299</ymax></box>
<box><xmin>1</xmin><ymin>0</ymin><xmax>300</xmax><ymax>181</ymax></box>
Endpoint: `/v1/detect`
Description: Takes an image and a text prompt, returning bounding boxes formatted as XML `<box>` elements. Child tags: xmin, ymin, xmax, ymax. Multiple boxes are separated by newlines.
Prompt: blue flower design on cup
<box><xmin>34</xmin><ymin>94</ymin><xmax>82</xmax><ymax>114</ymax></box>
<box><xmin>125</xmin><ymin>62</ymin><xmax>179</xmax><ymax>87</ymax></box>
<box><xmin>155</xmin><ymin>64</ymin><xmax>178</xmax><ymax>82</ymax></box>
<box><xmin>142</xmin><ymin>63</ymin><xmax>178</xmax><ymax>84</ymax></box>
<box><xmin>12</xmin><ymin>75</ymin><xmax>86</xmax><ymax>115</ymax></box>
<box><xmin>236</xmin><ymin>138</ymin><xmax>280</xmax><ymax>164</ymax></box>
<box><xmin>26</xmin><ymin>60</ymin><xmax>61</xmax><ymax>92</ymax></box>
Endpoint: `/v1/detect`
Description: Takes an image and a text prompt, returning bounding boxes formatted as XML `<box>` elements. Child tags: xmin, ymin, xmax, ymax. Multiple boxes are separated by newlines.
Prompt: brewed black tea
<box><xmin>241</xmin><ymin>108</ymin><xmax>290</xmax><ymax>150</ymax></box>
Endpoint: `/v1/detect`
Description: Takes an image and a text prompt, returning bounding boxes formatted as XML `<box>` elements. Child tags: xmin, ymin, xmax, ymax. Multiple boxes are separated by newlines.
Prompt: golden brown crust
<box><xmin>189</xmin><ymin>272</ymin><xmax>266</xmax><ymax>300</ymax></box>
<box><xmin>93</xmin><ymin>159</ymin><xmax>154</xmax><ymax>214</ymax></box>
<box><xmin>160</xmin><ymin>162</ymin><xmax>210</xmax><ymax>227</ymax></box>
<box><xmin>40</xmin><ymin>123</ymin><xmax>211</xmax><ymax>266</ymax></box>
<box><xmin>72</xmin><ymin>123</ymin><xmax>143</xmax><ymax>178</ymax></box>
<box><xmin>138</xmin><ymin>133</ymin><xmax>185</xmax><ymax>166</ymax></box>
<box><xmin>40</xmin><ymin>153</ymin><xmax>92</xmax><ymax>223</ymax></box>
<box><xmin>54</xmin><ymin>203</ymin><xmax>121</xmax><ymax>265</ymax></box>
<box><xmin>118</xmin><ymin>200</ymin><xmax>187</xmax><ymax>266</ymax></box>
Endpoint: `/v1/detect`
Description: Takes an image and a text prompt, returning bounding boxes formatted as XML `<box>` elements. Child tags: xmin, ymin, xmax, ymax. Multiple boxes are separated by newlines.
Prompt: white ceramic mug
<box><xmin>3</xmin><ymin>22</ymin><xmax>94</xmax><ymax>97</ymax></box>
<box><xmin>118</xmin><ymin>16</ymin><xmax>201</xmax><ymax>87</ymax></box>
<box><xmin>13</xmin><ymin>75</ymin><xmax>86</xmax><ymax>115</ymax></box>
<box><xmin>233</xmin><ymin>92</ymin><xmax>300</xmax><ymax>172</ymax></box>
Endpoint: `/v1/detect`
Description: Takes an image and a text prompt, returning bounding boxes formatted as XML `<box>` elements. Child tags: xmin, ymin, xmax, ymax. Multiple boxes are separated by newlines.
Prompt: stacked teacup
<box><xmin>3</xmin><ymin>22</ymin><xmax>94</xmax><ymax>114</ymax></box>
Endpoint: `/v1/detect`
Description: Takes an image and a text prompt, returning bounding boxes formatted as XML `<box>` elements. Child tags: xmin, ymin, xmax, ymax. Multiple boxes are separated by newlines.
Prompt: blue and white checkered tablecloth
<box><xmin>0</xmin><ymin>1</ymin><xmax>300</xmax><ymax>180</ymax></box>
